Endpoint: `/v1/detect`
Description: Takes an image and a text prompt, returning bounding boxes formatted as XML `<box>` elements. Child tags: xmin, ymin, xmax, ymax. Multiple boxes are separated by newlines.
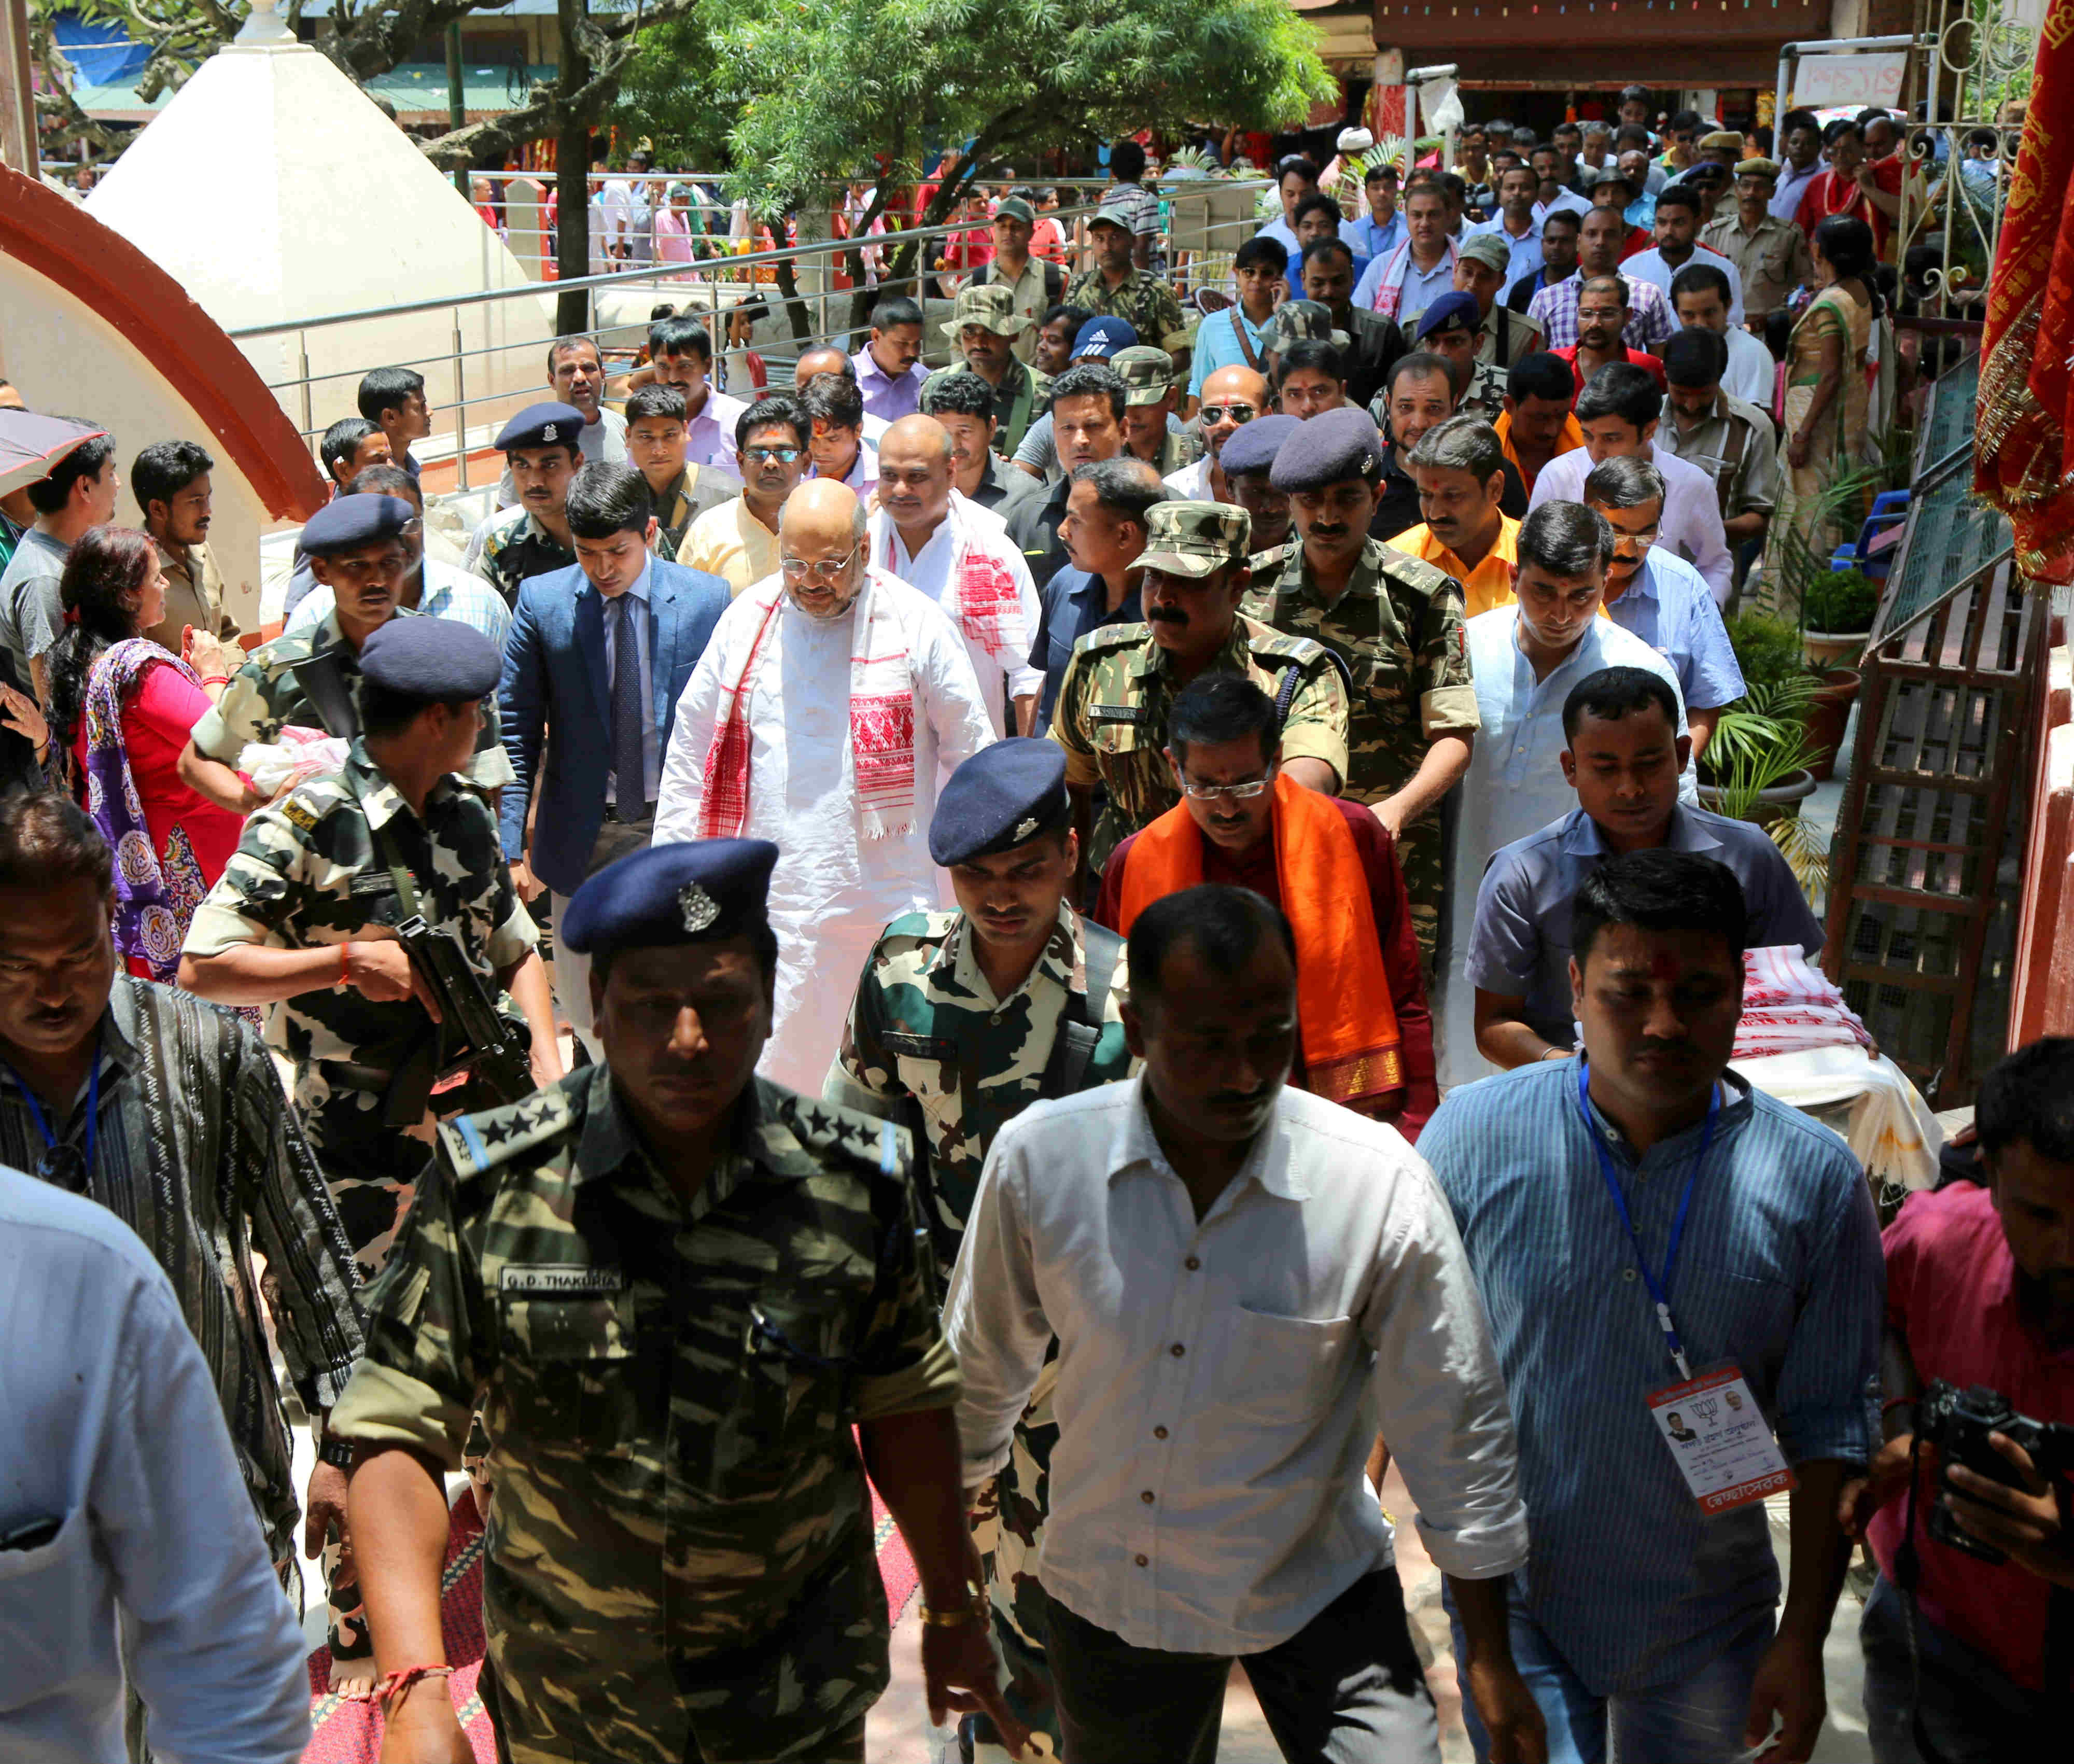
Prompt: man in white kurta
<box><xmin>654</xmin><ymin>481</ymin><xmax>996</xmax><ymax>1093</ymax></box>
<box><xmin>867</xmin><ymin>415</ymin><xmax>1042</xmax><ymax>736</ymax></box>
<box><xmin>1438</xmin><ymin>503</ymin><xmax>1695</xmax><ymax>1091</ymax></box>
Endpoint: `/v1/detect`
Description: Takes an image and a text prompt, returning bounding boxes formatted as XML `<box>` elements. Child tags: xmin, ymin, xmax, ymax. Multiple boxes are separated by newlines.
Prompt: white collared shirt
<box><xmin>947</xmin><ymin>1076</ymin><xmax>1528</xmax><ymax>1655</ymax></box>
<box><xmin>1622</xmin><ymin>244</ymin><xmax>1746</xmax><ymax>326</ymax></box>
<box><xmin>868</xmin><ymin>494</ymin><xmax>1041</xmax><ymax>734</ymax></box>
<box><xmin>1529</xmin><ymin>440</ymin><xmax>1734</xmax><ymax>603</ymax></box>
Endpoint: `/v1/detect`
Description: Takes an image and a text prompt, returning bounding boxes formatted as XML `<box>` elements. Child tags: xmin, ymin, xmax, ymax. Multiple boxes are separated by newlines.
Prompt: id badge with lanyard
<box><xmin>1577</xmin><ymin>1059</ymin><xmax>1796</xmax><ymax>1517</ymax></box>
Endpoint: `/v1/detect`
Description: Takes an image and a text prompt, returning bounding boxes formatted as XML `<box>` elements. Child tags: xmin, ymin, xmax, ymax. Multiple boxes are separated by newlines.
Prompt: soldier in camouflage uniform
<box><xmin>1111</xmin><ymin>345</ymin><xmax>1203</xmax><ymax>478</ymax></box>
<box><xmin>923</xmin><ymin>284</ymin><xmax>1054</xmax><ymax>460</ymax></box>
<box><xmin>1414</xmin><ymin>291</ymin><xmax>1507</xmax><ymax>421</ymax></box>
<box><xmin>1064</xmin><ymin>204</ymin><xmax>1191</xmax><ymax>365</ymax></box>
<box><xmin>1242</xmin><ymin>405</ymin><xmax>1480</xmax><ymax>968</ymax></box>
<box><xmin>183</xmin><ymin>495</ymin><xmax>515</xmax><ymax>808</ymax></box>
<box><xmin>828</xmin><ymin>742</ymin><xmax>1133</xmax><ymax>1762</ymax></box>
<box><xmin>1050</xmin><ymin>498</ymin><xmax>1350</xmax><ymax>885</ymax></box>
<box><xmin>461</xmin><ymin>402</ymin><xmax>582</xmax><ymax>605</ymax></box>
<box><xmin>331</xmin><ymin>839</ymin><xmax>1025</xmax><ymax>1764</ymax></box>
<box><xmin>183</xmin><ymin>619</ymin><xmax>558</xmax><ymax>1280</ymax></box>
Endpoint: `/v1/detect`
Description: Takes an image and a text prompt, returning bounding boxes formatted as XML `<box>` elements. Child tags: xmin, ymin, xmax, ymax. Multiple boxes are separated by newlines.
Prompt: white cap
<box><xmin>1336</xmin><ymin>127</ymin><xmax>1375</xmax><ymax>154</ymax></box>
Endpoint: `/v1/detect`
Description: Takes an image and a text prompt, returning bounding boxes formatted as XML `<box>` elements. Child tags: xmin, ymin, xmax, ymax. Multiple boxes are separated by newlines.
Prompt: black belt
<box><xmin>600</xmin><ymin>801</ymin><xmax>657</xmax><ymax>823</ymax></box>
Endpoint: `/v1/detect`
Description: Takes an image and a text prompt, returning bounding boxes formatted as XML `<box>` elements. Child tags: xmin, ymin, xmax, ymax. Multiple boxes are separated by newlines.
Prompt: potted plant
<box><xmin>1698</xmin><ymin>676</ymin><xmax>1829</xmax><ymax>900</ymax></box>
<box><xmin>1726</xmin><ymin>609</ymin><xmax>1858</xmax><ymax>782</ymax></box>
<box><xmin>1801</xmin><ymin>568</ymin><xmax>1879</xmax><ymax>668</ymax></box>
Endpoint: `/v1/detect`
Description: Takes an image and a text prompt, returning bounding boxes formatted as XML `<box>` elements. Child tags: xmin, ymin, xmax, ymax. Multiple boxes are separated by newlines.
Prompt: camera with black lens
<box><xmin>1916</xmin><ymin>1380</ymin><xmax>2074</xmax><ymax>1563</ymax></box>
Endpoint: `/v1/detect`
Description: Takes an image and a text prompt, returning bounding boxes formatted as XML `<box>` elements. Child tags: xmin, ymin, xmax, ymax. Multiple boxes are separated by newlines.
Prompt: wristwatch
<box><xmin>317</xmin><ymin>1437</ymin><xmax>356</xmax><ymax>1471</ymax></box>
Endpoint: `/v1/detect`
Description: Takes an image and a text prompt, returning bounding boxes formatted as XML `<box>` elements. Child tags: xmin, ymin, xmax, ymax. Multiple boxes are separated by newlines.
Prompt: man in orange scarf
<box><xmin>1092</xmin><ymin>673</ymin><xmax>1436</xmax><ymax>1133</ymax></box>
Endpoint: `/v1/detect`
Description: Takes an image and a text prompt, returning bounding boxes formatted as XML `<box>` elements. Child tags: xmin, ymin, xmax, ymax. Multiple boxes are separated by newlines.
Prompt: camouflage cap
<box><xmin>1458</xmin><ymin>232</ymin><xmax>1512</xmax><ymax>276</ymax></box>
<box><xmin>942</xmin><ymin>282</ymin><xmax>1034</xmax><ymax>340</ymax></box>
<box><xmin>1088</xmin><ymin>201</ymin><xmax>1139</xmax><ymax>234</ymax></box>
<box><xmin>1111</xmin><ymin>345</ymin><xmax>1175</xmax><ymax>405</ymax></box>
<box><xmin>1136</xmin><ymin>499</ymin><xmax>1253</xmax><ymax>579</ymax></box>
<box><xmin>1256</xmin><ymin>299</ymin><xmax>1351</xmax><ymax>356</ymax></box>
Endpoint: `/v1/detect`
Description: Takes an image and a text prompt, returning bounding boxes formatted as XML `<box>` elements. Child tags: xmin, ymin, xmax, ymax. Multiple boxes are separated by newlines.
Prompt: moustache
<box><xmin>1146</xmin><ymin>608</ymin><xmax>1188</xmax><ymax>626</ymax></box>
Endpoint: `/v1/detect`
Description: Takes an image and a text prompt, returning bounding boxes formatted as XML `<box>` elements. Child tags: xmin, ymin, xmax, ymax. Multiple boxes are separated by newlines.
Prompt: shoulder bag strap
<box><xmin>1038</xmin><ymin>919</ymin><xmax>1124</xmax><ymax>1100</ymax></box>
<box><xmin>1231</xmin><ymin>306</ymin><xmax>1264</xmax><ymax>372</ymax></box>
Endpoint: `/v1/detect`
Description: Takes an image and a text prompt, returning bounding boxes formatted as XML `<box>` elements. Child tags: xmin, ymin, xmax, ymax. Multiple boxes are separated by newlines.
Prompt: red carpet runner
<box><xmin>301</xmin><ymin>1487</ymin><xmax>919</xmax><ymax>1762</ymax></box>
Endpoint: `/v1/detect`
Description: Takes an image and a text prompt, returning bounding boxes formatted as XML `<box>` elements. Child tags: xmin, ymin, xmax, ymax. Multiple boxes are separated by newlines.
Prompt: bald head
<box><xmin>778</xmin><ymin>479</ymin><xmax>868</xmax><ymax>619</ymax></box>
<box><xmin>878</xmin><ymin>415</ymin><xmax>956</xmax><ymax>540</ymax></box>
<box><xmin>1199</xmin><ymin>365</ymin><xmax>1270</xmax><ymax>461</ymax></box>
<box><xmin>794</xmin><ymin>347</ymin><xmax>851</xmax><ymax>387</ymax></box>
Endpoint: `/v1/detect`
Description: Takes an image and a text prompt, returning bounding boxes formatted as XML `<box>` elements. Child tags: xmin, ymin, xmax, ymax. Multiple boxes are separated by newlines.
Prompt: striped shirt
<box><xmin>1421</xmin><ymin>1059</ymin><xmax>1882</xmax><ymax>1694</ymax></box>
<box><xmin>0</xmin><ymin>977</ymin><xmax>365</xmax><ymax>1562</ymax></box>
<box><xmin>1528</xmin><ymin>271</ymin><xmax>1675</xmax><ymax>352</ymax></box>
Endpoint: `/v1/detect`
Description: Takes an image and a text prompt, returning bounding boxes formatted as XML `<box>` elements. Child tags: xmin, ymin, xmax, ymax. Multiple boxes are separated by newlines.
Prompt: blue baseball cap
<box><xmin>1072</xmin><ymin>317</ymin><xmax>1139</xmax><ymax>361</ymax></box>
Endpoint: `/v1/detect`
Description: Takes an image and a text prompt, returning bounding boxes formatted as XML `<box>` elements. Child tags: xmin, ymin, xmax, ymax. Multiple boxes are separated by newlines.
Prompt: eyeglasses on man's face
<box><xmin>744</xmin><ymin>445</ymin><xmax>803</xmax><ymax>466</ymax></box>
<box><xmin>779</xmin><ymin>542</ymin><xmax>862</xmax><ymax>583</ymax></box>
<box><xmin>1199</xmin><ymin>404</ymin><xmax>1258</xmax><ymax>425</ymax></box>
<box><xmin>1179</xmin><ymin>764</ymin><xmax>1277</xmax><ymax>804</ymax></box>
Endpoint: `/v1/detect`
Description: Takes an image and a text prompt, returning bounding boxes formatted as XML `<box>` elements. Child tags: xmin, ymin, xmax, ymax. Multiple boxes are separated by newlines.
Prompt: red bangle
<box><xmin>339</xmin><ymin>941</ymin><xmax>352</xmax><ymax>987</ymax></box>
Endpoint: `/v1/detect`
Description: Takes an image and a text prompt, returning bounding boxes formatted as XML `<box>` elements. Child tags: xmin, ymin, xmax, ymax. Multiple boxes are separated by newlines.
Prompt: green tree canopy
<box><xmin>618</xmin><ymin>0</ymin><xmax>1334</xmax><ymax>223</ymax></box>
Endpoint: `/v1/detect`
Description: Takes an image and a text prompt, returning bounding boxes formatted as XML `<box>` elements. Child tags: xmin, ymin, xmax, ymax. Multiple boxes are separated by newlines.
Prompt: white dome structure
<box><xmin>85</xmin><ymin>4</ymin><xmax>551</xmax><ymax>470</ymax></box>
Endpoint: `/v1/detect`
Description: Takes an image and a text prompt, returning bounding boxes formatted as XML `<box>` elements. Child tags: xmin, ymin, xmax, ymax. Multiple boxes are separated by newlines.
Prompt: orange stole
<box><xmin>1115</xmin><ymin>776</ymin><xmax>1404</xmax><ymax>1106</ymax></box>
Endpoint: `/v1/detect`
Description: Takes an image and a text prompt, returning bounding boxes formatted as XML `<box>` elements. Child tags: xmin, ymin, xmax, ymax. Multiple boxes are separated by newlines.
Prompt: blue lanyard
<box><xmin>3</xmin><ymin>1057</ymin><xmax>98</xmax><ymax>1189</ymax></box>
<box><xmin>1576</xmin><ymin>1057</ymin><xmax>1716</xmax><ymax>1381</ymax></box>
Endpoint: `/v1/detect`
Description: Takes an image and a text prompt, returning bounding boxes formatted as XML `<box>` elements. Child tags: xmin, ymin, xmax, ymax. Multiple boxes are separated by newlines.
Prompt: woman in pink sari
<box><xmin>44</xmin><ymin>526</ymin><xmax>244</xmax><ymax>982</ymax></box>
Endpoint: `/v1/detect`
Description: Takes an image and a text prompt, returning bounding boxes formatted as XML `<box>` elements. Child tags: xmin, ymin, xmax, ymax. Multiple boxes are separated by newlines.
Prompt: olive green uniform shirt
<box><xmin>330</xmin><ymin>1067</ymin><xmax>957</xmax><ymax>1764</ymax></box>
<box><xmin>1048</xmin><ymin>613</ymin><xmax>1350</xmax><ymax>878</ymax></box>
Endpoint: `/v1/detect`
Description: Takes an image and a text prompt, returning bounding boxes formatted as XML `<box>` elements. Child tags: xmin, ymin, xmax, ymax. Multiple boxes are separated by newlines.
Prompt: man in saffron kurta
<box><xmin>1092</xmin><ymin>674</ymin><xmax>1436</xmax><ymax>1136</ymax></box>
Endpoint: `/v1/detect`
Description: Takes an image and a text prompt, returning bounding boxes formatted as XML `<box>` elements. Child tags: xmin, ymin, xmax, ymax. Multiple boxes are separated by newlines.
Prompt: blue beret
<box><xmin>1414</xmin><ymin>290</ymin><xmax>1482</xmax><ymax>341</ymax></box>
<box><xmin>495</xmin><ymin>401</ymin><xmax>586</xmax><ymax>454</ymax></box>
<box><xmin>560</xmin><ymin>839</ymin><xmax>778</xmax><ymax>955</ymax></box>
<box><xmin>1218</xmin><ymin>413</ymin><xmax>1300</xmax><ymax>479</ymax></box>
<box><xmin>1072</xmin><ymin>317</ymin><xmax>1139</xmax><ymax>360</ymax></box>
<box><xmin>929</xmin><ymin>739</ymin><xmax>1069</xmax><ymax>867</ymax></box>
<box><xmin>300</xmin><ymin>493</ymin><xmax>414</xmax><ymax>556</ymax></box>
<box><xmin>358</xmin><ymin>617</ymin><xmax>501</xmax><ymax>700</ymax></box>
<box><xmin>1268</xmin><ymin>406</ymin><xmax>1384</xmax><ymax>492</ymax></box>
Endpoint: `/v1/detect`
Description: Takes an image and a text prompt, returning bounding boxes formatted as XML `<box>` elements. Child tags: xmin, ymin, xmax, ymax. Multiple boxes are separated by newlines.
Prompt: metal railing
<box><xmin>229</xmin><ymin>176</ymin><xmax>1275</xmax><ymax>497</ymax></box>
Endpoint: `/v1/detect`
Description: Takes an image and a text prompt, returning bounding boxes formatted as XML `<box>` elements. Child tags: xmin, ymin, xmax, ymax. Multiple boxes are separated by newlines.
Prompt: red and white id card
<box><xmin>1647</xmin><ymin>1364</ymin><xmax>1796</xmax><ymax>1516</ymax></box>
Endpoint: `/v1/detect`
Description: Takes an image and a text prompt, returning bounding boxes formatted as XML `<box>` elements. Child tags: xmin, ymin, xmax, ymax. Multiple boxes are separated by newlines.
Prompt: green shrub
<box><xmin>1724</xmin><ymin>611</ymin><xmax>1811</xmax><ymax>697</ymax></box>
<box><xmin>1802</xmin><ymin>568</ymin><xmax>1879</xmax><ymax>634</ymax></box>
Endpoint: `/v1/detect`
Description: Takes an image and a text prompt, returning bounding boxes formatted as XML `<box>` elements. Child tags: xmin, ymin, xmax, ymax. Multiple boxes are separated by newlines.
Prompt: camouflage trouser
<box><xmin>1395</xmin><ymin>815</ymin><xmax>1445</xmax><ymax>982</ymax></box>
<box><xmin>965</xmin><ymin>1356</ymin><xmax>1062</xmax><ymax>1761</ymax></box>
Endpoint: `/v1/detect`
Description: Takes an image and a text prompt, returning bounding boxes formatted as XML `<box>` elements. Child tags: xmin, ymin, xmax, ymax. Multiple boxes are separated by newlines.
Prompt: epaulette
<box><xmin>1070</xmin><ymin>620</ymin><xmax>1151</xmax><ymax>659</ymax></box>
<box><xmin>437</xmin><ymin>1084</ymin><xmax>580</xmax><ymax>1181</ymax></box>
<box><xmin>1248</xmin><ymin>541</ymin><xmax>1300</xmax><ymax>573</ymax></box>
<box><xmin>1245</xmin><ymin>625</ymin><xmax>1332</xmax><ymax>666</ymax></box>
<box><xmin>872</xmin><ymin>907</ymin><xmax>959</xmax><ymax>959</ymax></box>
<box><xmin>762</xmin><ymin>1083</ymin><xmax>913</xmax><ymax>1180</ymax></box>
<box><xmin>1373</xmin><ymin>545</ymin><xmax>1459</xmax><ymax>599</ymax></box>
<box><xmin>268</xmin><ymin>772</ymin><xmax>352</xmax><ymax>836</ymax></box>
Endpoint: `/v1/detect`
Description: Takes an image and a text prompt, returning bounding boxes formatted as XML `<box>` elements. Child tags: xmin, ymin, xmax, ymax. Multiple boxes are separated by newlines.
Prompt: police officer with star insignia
<box><xmin>180</xmin><ymin>618</ymin><xmax>563</xmax><ymax>1285</ymax></box>
<box><xmin>179</xmin><ymin>494</ymin><xmax>516</xmax><ymax>816</ymax></box>
<box><xmin>463</xmin><ymin>402</ymin><xmax>583</xmax><ymax>606</ymax></box>
<box><xmin>829</xmin><ymin>739</ymin><xmax>1136</xmax><ymax>1762</ymax></box>
<box><xmin>331</xmin><ymin>838</ymin><xmax>1030</xmax><ymax>1764</ymax></box>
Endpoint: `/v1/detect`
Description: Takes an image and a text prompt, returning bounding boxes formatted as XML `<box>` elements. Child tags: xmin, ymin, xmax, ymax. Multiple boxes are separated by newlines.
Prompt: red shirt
<box><xmin>1092</xmin><ymin>794</ymin><xmax>1438</xmax><ymax>1136</ymax></box>
<box><xmin>1554</xmin><ymin>343</ymin><xmax>1666</xmax><ymax>398</ymax></box>
<box><xmin>1795</xmin><ymin>162</ymin><xmax>1898</xmax><ymax>256</ymax></box>
<box><xmin>1867</xmin><ymin>1182</ymin><xmax>2074</xmax><ymax>1689</ymax></box>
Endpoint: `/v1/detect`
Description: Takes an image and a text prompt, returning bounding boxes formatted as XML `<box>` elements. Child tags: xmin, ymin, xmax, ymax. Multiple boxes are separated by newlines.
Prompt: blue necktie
<box><xmin>609</xmin><ymin>594</ymin><xmax>644</xmax><ymax>812</ymax></box>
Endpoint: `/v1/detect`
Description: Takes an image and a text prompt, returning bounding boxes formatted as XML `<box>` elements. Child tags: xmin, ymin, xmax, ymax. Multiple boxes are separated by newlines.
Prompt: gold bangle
<box><xmin>918</xmin><ymin>1579</ymin><xmax>989</xmax><ymax>1628</ymax></box>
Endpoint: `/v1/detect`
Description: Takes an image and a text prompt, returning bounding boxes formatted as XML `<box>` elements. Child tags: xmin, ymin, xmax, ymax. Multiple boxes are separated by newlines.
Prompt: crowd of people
<box><xmin>0</xmin><ymin>94</ymin><xmax>2063</xmax><ymax>1764</ymax></box>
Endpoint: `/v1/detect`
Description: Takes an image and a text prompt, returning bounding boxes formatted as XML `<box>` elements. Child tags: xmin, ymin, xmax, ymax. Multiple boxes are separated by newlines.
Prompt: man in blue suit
<box><xmin>499</xmin><ymin>462</ymin><xmax>731</xmax><ymax>1055</ymax></box>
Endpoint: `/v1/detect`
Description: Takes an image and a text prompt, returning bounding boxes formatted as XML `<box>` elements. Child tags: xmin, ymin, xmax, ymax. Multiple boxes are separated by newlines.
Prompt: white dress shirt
<box><xmin>868</xmin><ymin>495</ymin><xmax>1042</xmax><ymax>734</ymax></box>
<box><xmin>0</xmin><ymin>1172</ymin><xmax>309</xmax><ymax>1764</ymax></box>
<box><xmin>1719</xmin><ymin>324</ymin><xmax>1777</xmax><ymax>408</ymax></box>
<box><xmin>1440</xmin><ymin>607</ymin><xmax>1693</xmax><ymax>1088</ymax></box>
<box><xmin>1529</xmin><ymin>440</ymin><xmax>1734</xmax><ymax>603</ymax></box>
<box><xmin>653</xmin><ymin>569</ymin><xmax>994</xmax><ymax>1091</ymax></box>
<box><xmin>1161</xmin><ymin>456</ymin><xmax>1215</xmax><ymax>501</ymax></box>
<box><xmin>948</xmin><ymin>1076</ymin><xmax>1529</xmax><ymax>1656</ymax></box>
<box><xmin>1622</xmin><ymin>244</ymin><xmax>1745</xmax><ymax>326</ymax></box>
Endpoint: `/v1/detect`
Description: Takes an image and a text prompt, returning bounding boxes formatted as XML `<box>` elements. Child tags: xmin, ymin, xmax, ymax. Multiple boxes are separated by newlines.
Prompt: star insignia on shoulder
<box><xmin>679</xmin><ymin>882</ymin><xmax>720</xmax><ymax>934</ymax></box>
